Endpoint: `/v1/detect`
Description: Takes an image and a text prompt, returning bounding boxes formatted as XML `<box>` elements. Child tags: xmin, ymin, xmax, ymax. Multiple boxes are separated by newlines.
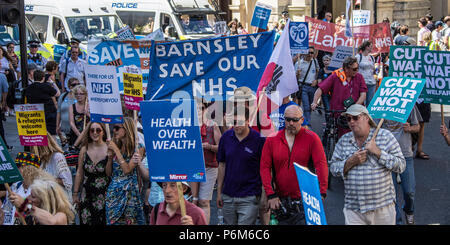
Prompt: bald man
<box><xmin>260</xmin><ymin>105</ymin><xmax>328</xmax><ymax>225</ymax></box>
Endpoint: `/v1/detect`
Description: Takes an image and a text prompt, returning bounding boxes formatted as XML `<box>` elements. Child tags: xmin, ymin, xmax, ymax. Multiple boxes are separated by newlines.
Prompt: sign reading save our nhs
<box><xmin>146</xmin><ymin>32</ymin><xmax>274</xmax><ymax>100</ymax></box>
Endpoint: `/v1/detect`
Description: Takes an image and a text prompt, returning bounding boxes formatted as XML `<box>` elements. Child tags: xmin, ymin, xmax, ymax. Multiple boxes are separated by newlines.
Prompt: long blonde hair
<box><xmin>20</xmin><ymin>165</ymin><xmax>56</xmax><ymax>189</ymax></box>
<box><xmin>29</xmin><ymin>179</ymin><xmax>75</xmax><ymax>224</ymax></box>
<box><xmin>37</xmin><ymin>132</ymin><xmax>64</xmax><ymax>166</ymax></box>
<box><xmin>114</xmin><ymin>117</ymin><xmax>137</xmax><ymax>159</ymax></box>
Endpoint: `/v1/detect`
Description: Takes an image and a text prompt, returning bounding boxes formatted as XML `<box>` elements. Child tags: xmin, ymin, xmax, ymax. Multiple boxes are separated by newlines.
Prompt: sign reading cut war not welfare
<box><xmin>14</xmin><ymin>104</ymin><xmax>48</xmax><ymax>146</ymax></box>
<box><xmin>141</xmin><ymin>100</ymin><xmax>206</xmax><ymax>182</ymax></box>
<box><xmin>0</xmin><ymin>137</ymin><xmax>23</xmax><ymax>185</ymax></box>
<box><xmin>368</xmin><ymin>77</ymin><xmax>426</xmax><ymax>123</ymax></box>
<box><xmin>146</xmin><ymin>32</ymin><xmax>274</xmax><ymax>101</ymax></box>
<box><xmin>420</xmin><ymin>50</ymin><xmax>450</xmax><ymax>105</ymax></box>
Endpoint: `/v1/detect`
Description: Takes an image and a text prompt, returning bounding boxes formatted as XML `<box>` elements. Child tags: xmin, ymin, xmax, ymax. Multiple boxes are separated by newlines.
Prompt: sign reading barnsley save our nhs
<box><xmin>141</xmin><ymin>100</ymin><xmax>206</xmax><ymax>182</ymax></box>
<box><xmin>146</xmin><ymin>32</ymin><xmax>274</xmax><ymax>101</ymax></box>
<box><xmin>368</xmin><ymin>77</ymin><xmax>425</xmax><ymax>123</ymax></box>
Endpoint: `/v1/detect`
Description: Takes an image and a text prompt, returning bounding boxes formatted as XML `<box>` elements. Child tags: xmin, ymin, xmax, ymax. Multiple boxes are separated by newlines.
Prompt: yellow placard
<box><xmin>16</xmin><ymin>110</ymin><xmax>47</xmax><ymax>136</ymax></box>
<box><xmin>123</xmin><ymin>72</ymin><xmax>143</xmax><ymax>98</ymax></box>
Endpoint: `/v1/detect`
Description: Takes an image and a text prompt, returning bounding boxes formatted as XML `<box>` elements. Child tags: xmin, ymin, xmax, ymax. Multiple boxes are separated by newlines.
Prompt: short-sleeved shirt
<box><xmin>150</xmin><ymin>200</ymin><xmax>207</xmax><ymax>225</ymax></box>
<box><xmin>57</xmin><ymin>92</ymin><xmax>77</xmax><ymax>133</ymax></box>
<box><xmin>25</xmin><ymin>82</ymin><xmax>57</xmax><ymax>113</ymax></box>
<box><xmin>60</xmin><ymin>58</ymin><xmax>87</xmax><ymax>90</ymax></box>
<box><xmin>356</xmin><ymin>54</ymin><xmax>376</xmax><ymax>85</ymax></box>
<box><xmin>318</xmin><ymin>72</ymin><xmax>368</xmax><ymax>115</ymax></box>
<box><xmin>217</xmin><ymin>128</ymin><xmax>266</xmax><ymax>197</ymax></box>
<box><xmin>0</xmin><ymin>73</ymin><xmax>9</xmax><ymax>94</ymax></box>
<box><xmin>295</xmin><ymin>58</ymin><xmax>319</xmax><ymax>85</ymax></box>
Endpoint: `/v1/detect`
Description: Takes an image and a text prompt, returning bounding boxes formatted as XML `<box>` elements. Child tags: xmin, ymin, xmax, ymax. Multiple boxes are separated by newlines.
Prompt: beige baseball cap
<box><xmin>343</xmin><ymin>104</ymin><xmax>377</xmax><ymax>128</ymax></box>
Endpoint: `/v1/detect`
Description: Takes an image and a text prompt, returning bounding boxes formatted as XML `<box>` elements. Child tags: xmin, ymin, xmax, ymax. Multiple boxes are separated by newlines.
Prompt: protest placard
<box><xmin>0</xmin><ymin>137</ymin><xmax>23</xmax><ymax>185</ymax></box>
<box><xmin>389</xmin><ymin>46</ymin><xmax>427</xmax><ymax>78</ymax></box>
<box><xmin>14</xmin><ymin>104</ymin><xmax>47</xmax><ymax>146</ymax></box>
<box><xmin>140</xmin><ymin>100</ymin><xmax>206</xmax><ymax>182</ymax></box>
<box><xmin>328</xmin><ymin>45</ymin><xmax>356</xmax><ymax>70</ymax></box>
<box><xmin>293</xmin><ymin>163</ymin><xmax>327</xmax><ymax>225</ymax></box>
<box><xmin>116</xmin><ymin>25</ymin><xmax>136</xmax><ymax>41</ymax></box>
<box><xmin>306</xmin><ymin>17</ymin><xmax>392</xmax><ymax>53</ymax></box>
<box><xmin>368</xmin><ymin>77</ymin><xmax>426</xmax><ymax>123</ymax></box>
<box><xmin>352</xmin><ymin>10</ymin><xmax>371</xmax><ymax>27</ymax></box>
<box><xmin>289</xmin><ymin>22</ymin><xmax>309</xmax><ymax>55</ymax></box>
<box><xmin>420</xmin><ymin>50</ymin><xmax>450</xmax><ymax>105</ymax></box>
<box><xmin>250</xmin><ymin>2</ymin><xmax>272</xmax><ymax>30</ymax></box>
<box><xmin>88</xmin><ymin>39</ymin><xmax>152</xmax><ymax>93</ymax></box>
<box><xmin>123</xmin><ymin>65</ymin><xmax>144</xmax><ymax>111</ymax></box>
<box><xmin>86</xmin><ymin>65</ymin><xmax>124</xmax><ymax>124</ymax></box>
<box><xmin>146</xmin><ymin>32</ymin><xmax>274</xmax><ymax>101</ymax></box>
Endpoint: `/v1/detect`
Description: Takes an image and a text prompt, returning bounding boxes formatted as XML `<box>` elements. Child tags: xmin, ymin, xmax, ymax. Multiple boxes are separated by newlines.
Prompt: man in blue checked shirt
<box><xmin>330</xmin><ymin>104</ymin><xmax>406</xmax><ymax>225</ymax></box>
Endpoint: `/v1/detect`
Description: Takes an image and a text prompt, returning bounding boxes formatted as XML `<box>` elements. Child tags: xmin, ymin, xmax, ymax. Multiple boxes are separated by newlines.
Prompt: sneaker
<box><xmin>405</xmin><ymin>213</ymin><xmax>415</xmax><ymax>225</ymax></box>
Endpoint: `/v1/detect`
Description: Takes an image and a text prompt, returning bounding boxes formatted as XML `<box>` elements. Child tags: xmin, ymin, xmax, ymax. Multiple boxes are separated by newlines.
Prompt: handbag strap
<box><xmin>300</xmin><ymin>60</ymin><xmax>314</xmax><ymax>85</ymax></box>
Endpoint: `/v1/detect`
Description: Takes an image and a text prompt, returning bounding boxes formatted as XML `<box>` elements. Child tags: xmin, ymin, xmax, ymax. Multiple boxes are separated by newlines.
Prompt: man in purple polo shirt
<box><xmin>216</xmin><ymin>107</ymin><xmax>266</xmax><ymax>225</ymax></box>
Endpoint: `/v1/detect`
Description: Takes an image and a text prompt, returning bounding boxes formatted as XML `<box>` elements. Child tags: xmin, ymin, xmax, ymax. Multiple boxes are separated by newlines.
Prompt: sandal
<box><xmin>416</xmin><ymin>151</ymin><xmax>430</xmax><ymax>160</ymax></box>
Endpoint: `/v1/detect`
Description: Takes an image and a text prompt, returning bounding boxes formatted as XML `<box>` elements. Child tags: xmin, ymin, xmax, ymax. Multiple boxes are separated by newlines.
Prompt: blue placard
<box><xmin>294</xmin><ymin>163</ymin><xmax>327</xmax><ymax>225</ymax></box>
<box><xmin>251</xmin><ymin>4</ymin><xmax>272</xmax><ymax>29</ymax></box>
<box><xmin>146</xmin><ymin>32</ymin><xmax>274</xmax><ymax>101</ymax></box>
<box><xmin>368</xmin><ymin>77</ymin><xmax>426</xmax><ymax>123</ymax></box>
<box><xmin>289</xmin><ymin>22</ymin><xmax>309</xmax><ymax>55</ymax></box>
<box><xmin>141</xmin><ymin>100</ymin><xmax>206</xmax><ymax>182</ymax></box>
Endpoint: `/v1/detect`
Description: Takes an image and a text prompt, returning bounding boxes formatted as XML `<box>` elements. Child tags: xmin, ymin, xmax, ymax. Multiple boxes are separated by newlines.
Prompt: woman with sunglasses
<box><xmin>68</xmin><ymin>84</ymin><xmax>90</xmax><ymax>146</ymax></box>
<box><xmin>72</xmin><ymin>122</ymin><xmax>110</xmax><ymax>225</ymax></box>
<box><xmin>57</xmin><ymin>78</ymin><xmax>80</xmax><ymax>147</ymax></box>
<box><xmin>105</xmin><ymin>117</ymin><xmax>146</xmax><ymax>225</ymax></box>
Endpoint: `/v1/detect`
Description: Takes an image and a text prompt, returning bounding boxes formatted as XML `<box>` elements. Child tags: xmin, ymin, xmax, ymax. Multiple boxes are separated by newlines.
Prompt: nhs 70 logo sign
<box><xmin>92</xmin><ymin>82</ymin><xmax>113</xmax><ymax>94</ymax></box>
<box><xmin>289</xmin><ymin>22</ymin><xmax>309</xmax><ymax>55</ymax></box>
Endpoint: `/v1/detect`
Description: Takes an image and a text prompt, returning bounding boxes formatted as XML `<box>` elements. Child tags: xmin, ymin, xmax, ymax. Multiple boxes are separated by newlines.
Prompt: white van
<box><xmin>25</xmin><ymin>0</ymin><xmax>124</xmax><ymax>61</ymax></box>
<box><xmin>107</xmin><ymin>0</ymin><xmax>221</xmax><ymax>40</ymax></box>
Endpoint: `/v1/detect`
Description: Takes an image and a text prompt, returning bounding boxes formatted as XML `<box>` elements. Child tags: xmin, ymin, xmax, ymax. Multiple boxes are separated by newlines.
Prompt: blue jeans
<box><xmin>392</xmin><ymin>157</ymin><xmax>415</xmax><ymax>225</ymax></box>
<box><xmin>366</xmin><ymin>84</ymin><xmax>377</xmax><ymax>106</ymax></box>
<box><xmin>301</xmin><ymin>85</ymin><xmax>317</xmax><ymax>126</ymax></box>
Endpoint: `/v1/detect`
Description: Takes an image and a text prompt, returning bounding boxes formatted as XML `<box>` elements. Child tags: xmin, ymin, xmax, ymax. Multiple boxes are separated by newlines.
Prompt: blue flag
<box><xmin>146</xmin><ymin>32</ymin><xmax>274</xmax><ymax>101</ymax></box>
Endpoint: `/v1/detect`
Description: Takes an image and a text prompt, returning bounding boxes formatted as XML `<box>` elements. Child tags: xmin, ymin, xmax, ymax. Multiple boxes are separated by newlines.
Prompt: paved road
<box><xmin>3</xmin><ymin>104</ymin><xmax>450</xmax><ymax>225</ymax></box>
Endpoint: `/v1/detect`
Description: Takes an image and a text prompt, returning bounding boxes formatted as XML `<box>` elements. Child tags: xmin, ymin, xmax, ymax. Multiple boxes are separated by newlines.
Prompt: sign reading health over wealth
<box><xmin>294</xmin><ymin>163</ymin><xmax>327</xmax><ymax>225</ymax></box>
<box><xmin>420</xmin><ymin>50</ymin><xmax>450</xmax><ymax>105</ymax></box>
<box><xmin>86</xmin><ymin>65</ymin><xmax>124</xmax><ymax>124</ymax></box>
<box><xmin>146</xmin><ymin>32</ymin><xmax>274</xmax><ymax>101</ymax></box>
<box><xmin>289</xmin><ymin>22</ymin><xmax>309</xmax><ymax>55</ymax></box>
<box><xmin>141</xmin><ymin>100</ymin><xmax>206</xmax><ymax>182</ymax></box>
<box><xmin>250</xmin><ymin>2</ymin><xmax>272</xmax><ymax>29</ymax></box>
<box><xmin>368</xmin><ymin>77</ymin><xmax>426</xmax><ymax>123</ymax></box>
<box><xmin>14</xmin><ymin>104</ymin><xmax>47</xmax><ymax>146</ymax></box>
<box><xmin>0</xmin><ymin>137</ymin><xmax>23</xmax><ymax>184</ymax></box>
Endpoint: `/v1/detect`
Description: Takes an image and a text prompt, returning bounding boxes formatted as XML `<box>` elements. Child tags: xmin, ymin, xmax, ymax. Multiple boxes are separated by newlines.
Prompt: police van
<box><xmin>107</xmin><ymin>0</ymin><xmax>222</xmax><ymax>40</ymax></box>
<box><xmin>25</xmin><ymin>0</ymin><xmax>124</xmax><ymax>62</ymax></box>
<box><xmin>0</xmin><ymin>17</ymin><xmax>52</xmax><ymax>60</ymax></box>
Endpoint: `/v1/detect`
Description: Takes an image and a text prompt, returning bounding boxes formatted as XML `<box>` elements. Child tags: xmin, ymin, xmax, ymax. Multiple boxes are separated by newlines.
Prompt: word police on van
<box><xmin>111</xmin><ymin>2</ymin><xmax>138</xmax><ymax>8</ymax></box>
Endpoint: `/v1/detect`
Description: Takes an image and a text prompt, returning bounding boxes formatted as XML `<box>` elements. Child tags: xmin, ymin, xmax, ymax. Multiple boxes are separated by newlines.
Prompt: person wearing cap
<box><xmin>261</xmin><ymin>104</ymin><xmax>328</xmax><ymax>225</ymax></box>
<box><xmin>216</xmin><ymin>106</ymin><xmax>266</xmax><ymax>225</ymax></box>
<box><xmin>27</xmin><ymin>40</ymin><xmax>47</xmax><ymax>70</ymax></box>
<box><xmin>150</xmin><ymin>182</ymin><xmax>206</xmax><ymax>225</ymax></box>
<box><xmin>59</xmin><ymin>46</ymin><xmax>87</xmax><ymax>92</ymax></box>
<box><xmin>59</xmin><ymin>38</ymin><xmax>87</xmax><ymax>63</ymax></box>
<box><xmin>429</xmin><ymin>21</ymin><xmax>445</xmax><ymax>50</ymax></box>
<box><xmin>280</xmin><ymin>11</ymin><xmax>289</xmax><ymax>26</ymax></box>
<box><xmin>329</xmin><ymin>104</ymin><xmax>406</xmax><ymax>225</ymax></box>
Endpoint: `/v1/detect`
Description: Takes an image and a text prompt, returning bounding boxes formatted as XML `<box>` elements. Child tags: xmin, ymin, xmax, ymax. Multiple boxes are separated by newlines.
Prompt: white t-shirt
<box><xmin>41</xmin><ymin>152</ymin><xmax>73</xmax><ymax>202</ymax></box>
<box><xmin>295</xmin><ymin>58</ymin><xmax>318</xmax><ymax>85</ymax></box>
<box><xmin>356</xmin><ymin>54</ymin><xmax>376</xmax><ymax>85</ymax></box>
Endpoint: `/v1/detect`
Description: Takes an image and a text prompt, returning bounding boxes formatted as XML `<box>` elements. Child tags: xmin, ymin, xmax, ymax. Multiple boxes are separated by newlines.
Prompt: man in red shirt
<box><xmin>260</xmin><ymin>105</ymin><xmax>328</xmax><ymax>225</ymax></box>
<box><xmin>150</xmin><ymin>182</ymin><xmax>207</xmax><ymax>225</ymax></box>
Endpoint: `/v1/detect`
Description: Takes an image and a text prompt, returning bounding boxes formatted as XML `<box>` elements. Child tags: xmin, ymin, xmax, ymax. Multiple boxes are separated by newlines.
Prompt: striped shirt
<box><xmin>330</xmin><ymin>128</ymin><xmax>406</xmax><ymax>213</ymax></box>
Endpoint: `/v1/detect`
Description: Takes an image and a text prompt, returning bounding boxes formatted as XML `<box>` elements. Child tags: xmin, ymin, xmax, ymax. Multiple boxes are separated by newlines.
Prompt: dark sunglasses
<box><xmin>90</xmin><ymin>128</ymin><xmax>102</xmax><ymax>134</ymax></box>
<box><xmin>346</xmin><ymin>115</ymin><xmax>361</xmax><ymax>122</ymax></box>
<box><xmin>308</xmin><ymin>52</ymin><xmax>314</xmax><ymax>54</ymax></box>
<box><xmin>113</xmin><ymin>125</ymin><xmax>124</xmax><ymax>131</ymax></box>
<box><xmin>285</xmin><ymin>117</ymin><xmax>303</xmax><ymax>122</ymax></box>
<box><xmin>351</xmin><ymin>66</ymin><xmax>359</xmax><ymax>71</ymax></box>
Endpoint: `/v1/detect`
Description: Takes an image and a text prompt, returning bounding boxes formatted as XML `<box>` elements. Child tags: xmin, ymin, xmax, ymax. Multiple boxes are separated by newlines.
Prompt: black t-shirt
<box><xmin>25</xmin><ymin>82</ymin><xmax>57</xmax><ymax>113</ymax></box>
<box><xmin>318</xmin><ymin>68</ymin><xmax>332</xmax><ymax>81</ymax></box>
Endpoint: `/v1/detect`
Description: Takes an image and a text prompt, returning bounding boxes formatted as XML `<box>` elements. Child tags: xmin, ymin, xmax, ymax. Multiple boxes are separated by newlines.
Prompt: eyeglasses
<box><xmin>346</xmin><ymin>115</ymin><xmax>361</xmax><ymax>122</ymax></box>
<box><xmin>350</xmin><ymin>66</ymin><xmax>359</xmax><ymax>71</ymax></box>
<box><xmin>90</xmin><ymin>128</ymin><xmax>102</xmax><ymax>134</ymax></box>
<box><xmin>70</xmin><ymin>83</ymin><xmax>80</xmax><ymax>87</ymax></box>
<box><xmin>285</xmin><ymin>116</ymin><xmax>303</xmax><ymax>122</ymax></box>
<box><xmin>74</xmin><ymin>93</ymin><xmax>86</xmax><ymax>96</ymax></box>
<box><xmin>113</xmin><ymin>125</ymin><xmax>124</xmax><ymax>131</ymax></box>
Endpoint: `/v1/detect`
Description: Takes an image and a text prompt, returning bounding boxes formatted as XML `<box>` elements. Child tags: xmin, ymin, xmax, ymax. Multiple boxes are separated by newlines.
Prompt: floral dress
<box><xmin>79</xmin><ymin>153</ymin><xmax>110</xmax><ymax>225</ymax></box>
<box><xmin>105</xmin><ymin>149</ymin><xmax>145</xmax><ymax>225</ymax></box>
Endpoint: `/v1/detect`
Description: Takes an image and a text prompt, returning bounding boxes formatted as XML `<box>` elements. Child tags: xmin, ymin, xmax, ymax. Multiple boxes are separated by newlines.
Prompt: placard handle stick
<box><xmin>83</xmin><ymin>97</ymin><xmax>88</xmax><ymax>130</ymax></box>
<box><xmin>134</xmin><ymin>110</ymin><xmax>139</xmax><ymax>151</ymax></box>
<box><xmin>105</xmin><ymin>124</ymin><xmax>111</xmax><ymax>141</ymax></box>
<box><xmin>372</xmin><ymin>118</ymin><xmax>385</xmax><ymax>139</ymax></box>
<box><xmin>441</xmin><ymin>104</ymin><xmax>445</xmax><ymax>126</ymax></box>
<box><xmin>150</xmin><ymin>84</ymin><xmax>165</xmax><ymax>101</ymax></box>
<box><xmin>176</xmin><ymin>182</ymin><xmax>186</xmax><ymax>217</ymax></box>
<box><xmin>249</xmin><ymin>87</ymin><xmax>266</xmax><ymax>127</ymax></box>
<box><xmin>4</xmin><ymin>183</ymin><xmax>27</xmax><ymax>225</ymax></box>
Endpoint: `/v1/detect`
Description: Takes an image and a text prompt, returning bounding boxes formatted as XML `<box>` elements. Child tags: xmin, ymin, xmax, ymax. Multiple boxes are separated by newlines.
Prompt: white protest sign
<box><xmin>328</xmin><ymin>46</ymin><xmax>356</xmax><ymax>70</ymax></box>
<box><xmin>352</xmin><ymin>10</ymin><xmax>371</xmax><ymax>26</ymax></box>
<box><xmin>116</xmin><ymin>25</ymin><xmax>136</xmax><ymax>40</ymax></box>
<box><xmin>86</xmin><ymin>65</ymin><xmax>124</xmax><ymax>124</ymax></box>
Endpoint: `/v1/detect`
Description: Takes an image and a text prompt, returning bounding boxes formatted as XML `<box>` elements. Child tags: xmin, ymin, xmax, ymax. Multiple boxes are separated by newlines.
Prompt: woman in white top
<box><xmin>36</xmin><ymin>132</ymin><xmax>73</xmax><ymax>202</ymax></box>
<box><xmin>356</xmin><ymin>41</ymin><xmax>376</xmax><ymax>106</ymax></box>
